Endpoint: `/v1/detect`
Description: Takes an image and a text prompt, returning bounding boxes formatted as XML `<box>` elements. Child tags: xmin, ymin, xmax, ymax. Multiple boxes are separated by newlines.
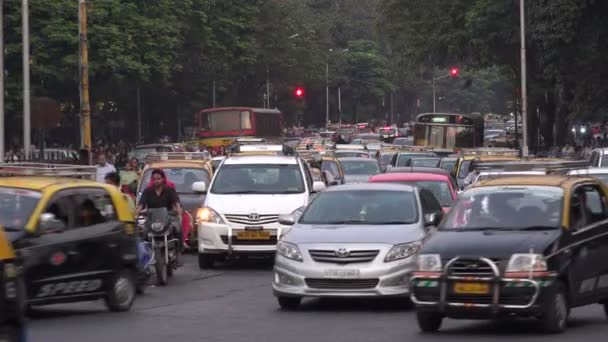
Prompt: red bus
<box><xmin>195</xmin><ymin>107</ymin><xmax>283</xmax><ymax>152</ymax></box>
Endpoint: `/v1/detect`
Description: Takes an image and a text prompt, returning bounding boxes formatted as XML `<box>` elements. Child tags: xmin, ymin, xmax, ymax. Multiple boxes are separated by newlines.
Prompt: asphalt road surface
<box><xmin>29</xmin><ymin>255</ymin><xmax>608</xmax><ymax>342</ymax></box>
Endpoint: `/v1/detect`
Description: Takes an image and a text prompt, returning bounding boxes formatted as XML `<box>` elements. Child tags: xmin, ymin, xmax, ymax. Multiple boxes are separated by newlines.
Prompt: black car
<box><xmin>0</xmin><ymin>229</ymin><xmax>25</xmax><ymax>341</ymax></box>
<box><xmin>411</xmin><ymin>176</ymin><xmax>608</xmax><ymax>333</ymax></box>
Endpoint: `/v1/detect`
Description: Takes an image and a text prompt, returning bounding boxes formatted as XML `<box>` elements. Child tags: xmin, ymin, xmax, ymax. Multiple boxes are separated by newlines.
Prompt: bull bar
<box><xmin>410</xmin><ymin>257</ymin><xmax>543</xmax><ymax>312</ymax></box>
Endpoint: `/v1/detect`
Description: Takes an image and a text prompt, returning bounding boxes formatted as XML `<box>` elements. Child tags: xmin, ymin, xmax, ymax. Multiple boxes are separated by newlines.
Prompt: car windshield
<box><xmin>380</xmin><ymin>153</ymin><xmax>395</xmax><ymax>164</ymax></box>
<box><xmin>393</xmin><ymin>138</ymin><xmax>412</xmax><ymax>146</ymax></box>
<box><xmin>133</xmin><ymin>146</ymin><xmax>172</xmax><ymax>161</ymax></box>
<box><xmin>411</xmin><ymin>158</ymin><xmax>441</xmax><ymax>167</ymax></box>
<box><xmin>399</xmin><ymin>181</ymin><xmax>453</xmax><ymax>207</ymax></box>
<box><xmin>340</xmin><ymin>160</ymin><xmax>381</xmax><ymax>175</ymax></box>
<box><xmin>601</xmin><ymin>159</ymin><xmax>608</xmax><ymax>167</ymax></box>
<box><xmin>300</xmin><ymin>190</ymin><xmax>418</xmax><ymax>225</ymax></box>
<box><xmin>440</xmin><ymin>160</ymin><xmax>456</xmax><ymax>173</ymax></box>
<box><xmin>336</xmin><ymin>151</ymin><xmax>369</xmax><ymax>158</ymax></box>
<box><xmin>396</xmin><ymin>154</ymin><xmax>436</xmax><ymax>167</ymax></box>
<box><xmin>210</xmin><ymin>164</ymin><xmax>305</xmax><ymax>194</ymax></box>
<box><xmin>458</xmin><ymin>160</ymin><xmax>472</xmax><ymax>178</ymax></box>
<box><xmin>321</xmin><ymin>161</ymin><xmax>341</xmax><ymax>178</ymax></box>
<box><xmin>141</xmin><ymin>168</ymin><xmax>211</xmax><ymax>194</ymax></box>
<box><xmin>440</xmin><ymin>186</ymin><xmax>564</xmax><ymax>230</ymax></box>
<box><xmin>379</xmin><ymin>128</ymin><xmax>396</xmax><ymax>135</ymax></box>
<box><xmin>0</xmin><ymin>188</ymin><xmax>41</xmax><ymax>230</ymax></box>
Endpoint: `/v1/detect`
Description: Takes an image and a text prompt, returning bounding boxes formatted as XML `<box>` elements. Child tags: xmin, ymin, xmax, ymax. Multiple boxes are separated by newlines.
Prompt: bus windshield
<box><xmin>204</xmin><ymin>110</ymin><xmax>252</xmax><ymax>131</ymax></box>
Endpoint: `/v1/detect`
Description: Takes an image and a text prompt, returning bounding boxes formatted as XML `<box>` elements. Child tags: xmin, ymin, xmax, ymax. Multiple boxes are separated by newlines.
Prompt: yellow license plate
<box><xmin>236</xmin><ymin>231</ymin><xmax>271</xmax><ymax>240</ymax></box>
<box><xmin>453</xmin><ymin>282</ymin><xmax>489</xmax><ymax>294</ymax></box>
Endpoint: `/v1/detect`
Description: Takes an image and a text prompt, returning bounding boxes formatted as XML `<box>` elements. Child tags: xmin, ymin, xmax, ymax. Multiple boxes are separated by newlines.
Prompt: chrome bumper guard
<box><xmin>410</xmin><ymin>257</ymin><xmax>542</xmax><ymax>311</ymax></box>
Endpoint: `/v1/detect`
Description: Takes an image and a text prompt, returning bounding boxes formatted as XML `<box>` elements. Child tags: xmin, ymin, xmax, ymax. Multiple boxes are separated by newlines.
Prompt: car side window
<box><xmin>590</xmin><ymin>152</ymin><xmax>599</xmax><ymax>167</ymax></box>
<box><xmin>581</xmin><ymin>185</ymin><xmax>607</xmax><ymax>223</ymax></box>
<box><xmin>391</xmin><ymin>154</ymin><xmax>398</xmax><ymax>166</ymax></box>
<box><xmin>419</xmin><ymin>188</ymin><xmax>442</xmax><ymax>214</ymax></box>
<box><xmin>73</xmin><ymin>189</ymin><xmax>117</xmax><ymax>228</ymax></box>
<box><xmin>43</xmin><ymin>194</ymin><xmax>76</xmax><ymax>230</ymax></box>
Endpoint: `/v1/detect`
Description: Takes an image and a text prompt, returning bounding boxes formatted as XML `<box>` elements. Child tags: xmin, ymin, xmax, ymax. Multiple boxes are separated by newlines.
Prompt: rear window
<box><xmin>379</xmin><ymin>128</ymin><xmax>397</xmax><ymax>135</ymax></box>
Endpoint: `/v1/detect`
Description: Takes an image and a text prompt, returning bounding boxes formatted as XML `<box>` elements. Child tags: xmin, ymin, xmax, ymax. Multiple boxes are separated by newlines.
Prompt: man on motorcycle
<box><xmin>136</xmin><ymin>169</ymin><xmax>183</xmax><ymax>251</ymax></box>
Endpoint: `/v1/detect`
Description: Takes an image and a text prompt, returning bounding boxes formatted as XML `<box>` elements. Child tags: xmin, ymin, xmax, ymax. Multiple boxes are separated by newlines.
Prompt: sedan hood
<box><xmin>421</xmin><ymin>229</ymin><xmax>561</xmax><ymax>259</ymax></box>
<box><xmin>343</xmin><ymin>174</ymin><xmax>373</xmax><ymax>184</ymax></box>
<box><xmin>205</xmin><ymin>193</ymin><xmax>308</xmax><ymax>215</ymax></box>
<box><xmin>283</xmin><ymin>223</ymin><xmax>425</xmax><ymax>244</ymax></box>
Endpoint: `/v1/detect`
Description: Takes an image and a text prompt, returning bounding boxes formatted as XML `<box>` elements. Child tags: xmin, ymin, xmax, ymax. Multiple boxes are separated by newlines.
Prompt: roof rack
<box><xmin>335</xmin><ymin>144</ymin><xmax>365</xmax><ymax>150</ymax></box>
<box><xmin>458</xmin><ymin>148</ymin><xmax>519</xmax><ymax>156</ymax></box>
<box><xmin>235</xmin><ymin>137</ymin><xmax>266</xmax><ymax>144</ymax></box>
<box><xmin>474</xmin><ymin>159</ymin><xmax>589</xmax><ymax>172</ymax></box>
<box><xmin>146</xmin><ymin>152</ymin><xmax>210</xmax><ymax>162</ymax></box>
<box><xmin>0</xmin><ymin>163</ymin><xmax>97</xmax><ymax>179</ymax></box>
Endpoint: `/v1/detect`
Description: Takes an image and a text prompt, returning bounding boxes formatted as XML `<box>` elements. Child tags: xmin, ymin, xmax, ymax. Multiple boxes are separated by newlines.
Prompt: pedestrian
<box><xmin>95</xmin><ymin>152</ymin><xmax>117</xmax><ymax>183</ymax></box>
<box><xmin>105</xmin><ymin>172</ymin><xmax>136</xmax><ymax>213</ymax></box>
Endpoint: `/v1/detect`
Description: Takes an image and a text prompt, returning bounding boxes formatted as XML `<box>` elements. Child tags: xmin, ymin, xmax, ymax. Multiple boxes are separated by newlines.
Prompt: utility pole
<box><xmin>338</xmin><ymin>87</ymin><xmax>342</xmax><ymax>125</ymax></box>
<box><xmin>22</xmin><ymin>0</ymin><xmax>30</xmax><ymax>159</ymax></box>
<box><xmin>325</xmin><ymin>62</ymin><xmax>329</xmax><ymax>127</ymax></box>
<box><xmin>212</xmin><ymin>80</ymin><xmax>216</xmax><ymax>108</ymax></box>
<box><xmin>78</xmin><ymin>0</ymin><xmax>92</xmax><ymax>163</ymax></box>
<box><xmin>520</xmin><ymin>0</ymin><xmax>529</xmax><ymax>157</ymax></box>
<box><xmin>136</xmin><ymin>84</ymin><xmax>142</xmax><ymax>143</ymax></box>
<box><xmin>266</xmin><ymin>66</ymin><xmax>270</xmax><ymax>109</ymax></box>
<box><xmin>0</xmin><ymin>0</ymin><xmax>4</xmax><ymax>162</ymax></box>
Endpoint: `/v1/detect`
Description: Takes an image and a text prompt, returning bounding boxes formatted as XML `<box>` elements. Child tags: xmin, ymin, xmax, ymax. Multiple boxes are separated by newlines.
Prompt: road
<box><xmin>29</xmin><ymin>255</ymin><xmax>608</xmax><ymax>342</ymax></box>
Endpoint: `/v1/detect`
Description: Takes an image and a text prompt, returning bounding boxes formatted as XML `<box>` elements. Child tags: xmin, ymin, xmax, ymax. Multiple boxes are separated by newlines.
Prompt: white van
<box><xmin>195</xmin><ymin>153</ymin><xmax>325</xmax><ymax>268</ymax></box>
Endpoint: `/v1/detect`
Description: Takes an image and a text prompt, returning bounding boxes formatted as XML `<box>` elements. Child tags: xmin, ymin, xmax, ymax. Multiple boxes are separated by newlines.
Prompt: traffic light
<box><xmin>294</xmin><ymin>87</ymin><xmax>304</xmax><ymax>98</ymax></box>
<box><xmin>450</xmin><ymin>68</ymin><xmax>459</xmax><ymax>77</ymax></box>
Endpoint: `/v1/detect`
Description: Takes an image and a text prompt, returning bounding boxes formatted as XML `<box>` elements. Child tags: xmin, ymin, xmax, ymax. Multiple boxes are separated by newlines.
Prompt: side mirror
<box><xmin>278</xmin><ymin>214</ymin><xmax>296</xmax><ymax>226</ymax></box>
<box><xmin>312</xmin><ymin>181</ymin><xmax>326</xmax><ymax>193</ymax></box>
<box><xmin>192</xmin><ymin>181</ymin><xmax>207</xmax><ymax>193</ymax></box>
<box><xmin>40</xmin><ymin>213</ymin><xmax>66</xmax><ymax>234</ymax></box>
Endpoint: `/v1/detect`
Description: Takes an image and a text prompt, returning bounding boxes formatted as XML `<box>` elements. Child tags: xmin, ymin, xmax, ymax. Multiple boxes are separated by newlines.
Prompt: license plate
<box><xmin>236</xmin><ymin>231</ymin><xmax>271</xmax><ymax>240</ymax></box>
<box><xmin>383</xmin><ymin>135</ymin><xmax>389</xmax><ymax>138</ymax></box>
<box><xmin>323</xmin><ymin>269</ymin><xmax>360</xmax><ymax>279</ymax></box>
<box><xmin>453</xmin><ymin>282</ymin><xmax>490</xmax><ymax>294</ymax></box>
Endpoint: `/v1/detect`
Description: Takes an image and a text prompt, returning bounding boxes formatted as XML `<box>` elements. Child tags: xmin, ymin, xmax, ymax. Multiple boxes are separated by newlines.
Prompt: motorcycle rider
<box><xmin>135</xmin><ymin>169</ymin><xmax>184</xmax><ymax>251</ymax></box>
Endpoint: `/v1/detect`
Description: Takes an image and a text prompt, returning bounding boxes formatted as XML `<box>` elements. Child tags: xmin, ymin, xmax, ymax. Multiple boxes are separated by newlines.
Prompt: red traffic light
<box><xmin>295</xmin><ymin>87</ymin><xmax>304</xmax><ymax>97</ymax></box>
<box><xmin>450</xmin><ymin>68</ymin><xmax>459</xmax><ymax>77</ymax></box>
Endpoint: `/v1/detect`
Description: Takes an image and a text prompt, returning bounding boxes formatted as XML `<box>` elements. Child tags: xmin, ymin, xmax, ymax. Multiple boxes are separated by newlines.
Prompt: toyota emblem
<box><xmin>466</xmin><ymin>263</ymin><xmax>479</xmax><ymax>270</ymax></box>
<box><xmin>248</xmin><ymin>213</ymin><xmax>260</xmax><ymax>220</ymax></box>
<box><xmin>335</xmin><ymin>248</ymin><xmax>350</xmax><ymax>258</ymax></box>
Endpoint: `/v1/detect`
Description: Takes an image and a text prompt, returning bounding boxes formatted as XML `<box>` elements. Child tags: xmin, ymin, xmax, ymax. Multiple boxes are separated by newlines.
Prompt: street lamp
<box><xmin>432</xmin><ymin>68</ymin><xmax>458</xmax><ymax>113</ymax></box>
<box><xmin>519</xmin><ymin>0</ymin><xmax>529</xmax><ymax>157</ymax></box>
<box><xmin>326</xmin><ymin>48</ymin><xmax>348</xmax><ymax>127</ymax></box>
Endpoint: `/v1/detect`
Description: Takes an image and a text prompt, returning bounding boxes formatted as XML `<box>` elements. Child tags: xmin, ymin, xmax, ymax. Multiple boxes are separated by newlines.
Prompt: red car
<box><xmin>368</xmin><ymin>172</ymin><xmax>457</xmax><ymax>213</ymax></box>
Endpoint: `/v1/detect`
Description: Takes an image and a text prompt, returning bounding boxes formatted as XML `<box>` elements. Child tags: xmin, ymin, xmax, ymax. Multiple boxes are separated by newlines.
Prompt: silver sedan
<box><xmin>273</xmin><ymin>183</ymin><xmax>442</xmax><ymax>309</ymax></box>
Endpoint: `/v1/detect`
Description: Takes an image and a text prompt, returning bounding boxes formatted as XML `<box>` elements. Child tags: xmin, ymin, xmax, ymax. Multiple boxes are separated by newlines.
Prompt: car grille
<box><xmin>305</xmin><ymin>278</ymin><xmax>379</xmax><ymax>290</ymax></box>
<box><xmin>220</xmin><ymin>235</ymin><xmax>278</xmax><ymax>245</ymax></box>
<box><xmin>447</xmin><ymin>259</ymin><xmax>501</xmax><ymax>277</ymax></box>
<box><xmin>309</xmin><ymin>250</ymin><xmax>379</xmax><ymax>264</ymax></box>
<box><xmin>224</xmin><ymin>214</ymin><xmax>279</xmax><ymax>225</ymax></box>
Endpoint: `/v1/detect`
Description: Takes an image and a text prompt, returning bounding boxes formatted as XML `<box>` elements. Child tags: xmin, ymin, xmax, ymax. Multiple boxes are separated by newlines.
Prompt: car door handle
<box><xmin>67</xmin><ymin>250</ymin><xmax>80</xmax><ymax>256</ymax></box>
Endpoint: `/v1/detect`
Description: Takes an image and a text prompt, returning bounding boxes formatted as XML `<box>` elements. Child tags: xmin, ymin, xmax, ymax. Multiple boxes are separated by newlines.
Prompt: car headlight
<box><xmin>276</xmin><ymin>241</ymin><xmax>303</xmax><ymax>262</ymax></box>
<box><xmin>385</xmin><ymin>243</ymin><xmax>420</xmax><ymax>262</ymax></box>
<box><xmin>505</xmin><ymin>253</ymin><xmax>547</xmax><ymax>273</ymax></box>
<box><xmin>416</xmin><ymin>254</ymin><xmax>442</xmax><ymax>272</ymax></box>
<box><xmin>197</xmin><ymin>207</ymin><xmax>226</xmax><ymax>225</ymax></box>
<box><xmin>291</xmin><ymin>206</ymin><xmax>306</xmax><ymax>222</ymax></box>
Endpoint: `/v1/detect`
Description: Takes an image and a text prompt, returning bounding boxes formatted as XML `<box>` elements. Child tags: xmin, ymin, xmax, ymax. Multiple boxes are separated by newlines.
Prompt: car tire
<box><xmin>198</xmin><ymin>253</ymin><xmax>215</xmax><ymax>269</ymax></box>
<box><xmin>416</xmin><ymin>311</ymin><xmax>443</xmax><ymax>333</ymax></box>
<box><xmin>277</xmin><ymin>296</ymin><xmax>301</xmax><ymax>310</ymax></box>
<box><xmin>540</xmin><ymin>281</ymin><xmax>569</xmax><ymax>333</ymax></box>
<box><xmin>604</xmin><ymin>303</ymin><xmax>608</xmax><ymax>318</ymax></box>
<box><xmin>105</xmin><ymin>270</ymin><xmax>136</xmax><ymax>312</ymax></box>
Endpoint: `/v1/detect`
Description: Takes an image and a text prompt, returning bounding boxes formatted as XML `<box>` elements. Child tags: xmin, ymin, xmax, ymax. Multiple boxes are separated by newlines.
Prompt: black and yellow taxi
<box><xmin>0</xmin><ymin>226</ymin><xmax>25</xmax><ymax>341</ymax></box>
<box><xmin>0</xmin><ymin>164</ymin><xmax>138</xmax><ymax>312</ymax></box>
<box><xmin>138</xmin><ymin>152</ymin><xmax>214</xmax><ymax>248</ymax></box>
<box><xmin>411</xmin><ymin>175</ymin><xmax>608</xmax><ymax>333</ymax></box>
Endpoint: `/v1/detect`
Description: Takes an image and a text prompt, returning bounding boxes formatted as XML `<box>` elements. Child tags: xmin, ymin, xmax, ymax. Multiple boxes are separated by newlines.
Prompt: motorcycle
<box><xmin>141</xmin><ymin>208</ymin><xmax>181</xmax><ymax>286</ymax></box>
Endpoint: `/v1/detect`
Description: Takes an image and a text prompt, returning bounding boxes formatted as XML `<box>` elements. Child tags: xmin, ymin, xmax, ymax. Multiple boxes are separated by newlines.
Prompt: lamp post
<box><xmin>520</xmin><ymin>0</ymin><xmax>529</xmax><ymax>157</ymax></box>
<box><xmin>326</xmin><ymin>48</ymin><xmax>348</xmax><ymax>126</ymax></box>
<box><xmin>22</xmin><ymin>0</ymin><xmax>30</xmax><ymax>159</ymax></box>
<box><xmin>432</xmin><ymin>68</ymin><xmax>458</xmax><ymax>113</ymax></box>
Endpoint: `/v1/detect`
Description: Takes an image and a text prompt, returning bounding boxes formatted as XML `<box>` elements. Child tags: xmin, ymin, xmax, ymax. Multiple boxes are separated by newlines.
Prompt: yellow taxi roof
<box><xmin>0</xmin><ymin>177</ymin><xmax>100</xmax><ymax>191</ymax></box>
<box><xmin>475</xmin><ymin>175</ymin><xmax>595</xmax><ymax>190</ymax></box>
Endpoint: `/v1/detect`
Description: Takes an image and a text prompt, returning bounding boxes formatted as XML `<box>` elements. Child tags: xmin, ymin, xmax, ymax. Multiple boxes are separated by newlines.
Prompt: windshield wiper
<box><xmin>373</xmin><ymin>221</ymin><xmax>413</xmax><ymax>225</ymax></box>
<box><xmin>516</xmin><ymin>226</ymin><xmax>558</xmax><ymax>231</ymax></box>
<box><xmin>214</xmin><ymin>190</ymin><xmax>268</xmax><ymax>195</ymax></box>
<box><xmin>323</xmin><ymin>220</ymin><xmax>369</xmax><ymax>224</ymax></box>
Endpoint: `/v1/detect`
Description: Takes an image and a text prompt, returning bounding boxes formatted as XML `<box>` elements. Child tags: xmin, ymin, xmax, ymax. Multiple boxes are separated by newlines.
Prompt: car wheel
<box><xmin>105</xmin><ymin>270</ymin><xmax>136</xmax><ymax>312</ymax></box>
<box><xmin>198</xmin><ymin>253</ymin><xmax>215</xmax><ymax>269</ymax></box>
<box><xmin>277</xmin><ymin>297</ymin><xmax>301</xmax><ymax>310</ymax></box>
<box><xmin>540</xmin><ymin>281</ymin><xmax>569</xmax><ymax>333</ymax></box>
<box><xmin>416</xmin><ymin>311</ymin><xmax>443</xmax><ymax>333</ymax></box>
